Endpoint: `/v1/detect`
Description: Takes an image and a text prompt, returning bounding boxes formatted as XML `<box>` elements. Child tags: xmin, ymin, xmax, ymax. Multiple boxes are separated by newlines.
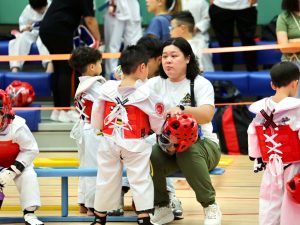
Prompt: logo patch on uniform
<box><xmin>155</xmin><ymin>103</ymin><xmax>164</xmax><ymax>115</ymax></box>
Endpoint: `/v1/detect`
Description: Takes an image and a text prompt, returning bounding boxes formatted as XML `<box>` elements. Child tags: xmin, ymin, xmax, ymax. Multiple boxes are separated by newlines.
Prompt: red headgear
<box><xmin>0</xmin><ymin>89</ymin><xmax>15</xmax><ymax>132</ymax></box>
<box><xmin>5</xmin><ymin>80</ymin><xmax>35</xmax><ymax>107</ymax></box>
<box><xmin>286</xmin><ymin>173</ymin><xmax>300</xmax><ymax>204</ymax></box>
<box><xmin>159</xmin><ymin>114</ymin><xmax>198</xmax><ymax>153</ymax></box>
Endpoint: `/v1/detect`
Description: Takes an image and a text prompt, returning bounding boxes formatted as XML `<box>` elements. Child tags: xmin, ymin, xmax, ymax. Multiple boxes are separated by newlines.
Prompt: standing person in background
<box><xmin>276</xmin><ymin>0</ymin><xmax>300</xmax><ymax>62</ymax></box>
<box><xmin>181</xmin><ymin>0</ymin><xmax>213</xmax><ymax>71</ymax></box>
<box><xmin>9</xmin><ymin>0</ymin><xmax>53</xmax><ymax>73</ymax></box>
<box><xmin>39</xmin><ymin>0</ymin><xmax>101</xmax><ymax>123</ymax></box>
<box><xmin>181</xmin><ymin>0</ymin><xmax>210</xmax><ymax>44</ymax></box>
<box><xmin>247</xmin><ymin>61</ymin><xmax>300</xmax><ymax>225</ymax></box>
<box><xmin>69</xmin><ymin>46</ymin><xmax>106</xmax><ymax>216</ymax></box>
<box><xmin>104</xmin><ymin>0</ymin><xmax>142</xmax><ymax>79</ymax></box>
<box><xmin>170</xmin><ymin>10</ymin><xmax>214</xmax><ymax>71</ymax></box>
<box><xmin>209</xmin><ymin>0</ymin><xmax>258</xmax><ymax>71</ymax></box>
<box><xmin>0</xmin><ymin>90</ymin><xmax>44</xmax><ymax>225</ymax></box>
<box><xmin>145</xmin><ymin>0</ymin><xmax>182</xmax><ymax>42</ymax></box>
<box><xmin>146</xmin><ymin>37</ymin><xmax>222</xmax><ymax>225</ymax></box>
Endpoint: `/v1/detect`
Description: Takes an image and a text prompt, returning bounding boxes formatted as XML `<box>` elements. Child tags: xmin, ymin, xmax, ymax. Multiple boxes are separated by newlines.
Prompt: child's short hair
<box><xmin>136</xmin><ymin>35</ymin><xmax>163</xmax><ymax>59</ymax></box>
<box><xmin>29</xmin><ymin>0</ymin><xmax>48</xmax><ymax>10</ymax></box>
<box><xmin>69</xmin><ymin>46</ymin><xmax>102</xmax><ymax>74</ymax></box>
<box><xmin>270</xmin><ymin>61</ymin><xmax>300</xmax><ymax>88</ymax></box>
<box><xmin>172</xmin><ymin>10</ymin><xmax>195</xmax><ymax>33</ymax></box>
<box><xmin>119</xmin><ymin>45</ymin><xmax>149</xmax><ymax>75</ymax></box>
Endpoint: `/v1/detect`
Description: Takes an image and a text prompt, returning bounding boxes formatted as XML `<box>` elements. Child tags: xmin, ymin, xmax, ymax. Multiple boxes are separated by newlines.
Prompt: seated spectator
<box><xmin>9</xmin><ymin>0</ymin><xmax>53</xmax><ymax>73</ymax></box>
<box><xmin>170</xmin><ymin>10</ymin><xmax>214</xmax><ymax>71</ymax></box>
<box><xmin>276</xmin><ymin>0</ymin><xmax>300</xmax><ymax>62</ymax></box>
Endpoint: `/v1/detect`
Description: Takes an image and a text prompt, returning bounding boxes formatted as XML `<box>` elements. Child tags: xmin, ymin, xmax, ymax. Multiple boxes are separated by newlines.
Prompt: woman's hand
<box><xmin>248</xmin><ymin>0</ymin><xmax>257</xmax><ymax>6</ymax></box>
<box><xmin>166</xmin><ymin>106</ymin><xmax>183</xmax><ymax>117</ymax></box>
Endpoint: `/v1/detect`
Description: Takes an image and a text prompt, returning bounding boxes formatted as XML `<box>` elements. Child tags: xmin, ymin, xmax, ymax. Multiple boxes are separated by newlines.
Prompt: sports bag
<box><xmin>212</xmin><ymin>80</ymin><xmax>253</xmax><ymax>154</ymax></box>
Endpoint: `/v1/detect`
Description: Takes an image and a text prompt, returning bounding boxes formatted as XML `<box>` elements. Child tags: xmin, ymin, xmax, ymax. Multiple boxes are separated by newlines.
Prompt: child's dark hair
<box><xmin>119</xmin><ymin>45</ymin><xmax>149</xmax><ymax>75</ymax></box>
<box><xmin>136</xmin><ymin>35</ymin><xmax>163</xmax><ymax>59</ymax></box>
<box><xmin>29</xmin><ymin>0</ymin><xmax>48</xmax><ymax>10</ymax></box>
<box><xmin>172</xmin><ymin>10</ymin><xmax>195</xmax><ymax>33</ymax></box>
<box><xmin>270</xmin><ymin>61</ymin><xmax>300</xmax><ymax>88</ymax></box>
<box><xmin>69</xmin><ymin>46</ymin><xmax>102</xmax><ymax>74</ymax></box>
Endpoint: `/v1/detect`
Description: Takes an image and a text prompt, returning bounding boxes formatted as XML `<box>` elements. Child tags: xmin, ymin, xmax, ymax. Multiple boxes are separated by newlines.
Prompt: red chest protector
<box><xmin>82</xmin><ymin>99</ymin><xmax>93</xmax><ymax>122</ymax></box>
<box><xmin>0</xmin><ymin>140</ymin><xmax>20</xmax><ymax>167</ymax></box>
<box><xmin>102</xmin><ymin>101</ymin><xmax>151</xmax><ymax>139</ymax></box>
<box><xmin>76</xmin><ymin>98</ymin><xmax>93</xmax><ymax>122</ymax></box>
<box><xmin>255</xmin><ymin>125</ymin><xmax>300</xmax><ymax>163</ymax></box>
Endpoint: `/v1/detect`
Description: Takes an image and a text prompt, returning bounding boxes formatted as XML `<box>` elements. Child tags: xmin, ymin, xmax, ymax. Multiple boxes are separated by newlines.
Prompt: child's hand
<box><xmin>0</xmin><ymin>168</ymin><xmax>17</xmax><ymax>187</ymax></box>
<box><xmin>250</xmin><ymin>157</ymin><xmax>266</xmax><ymax>173</ymax></box>
<box><xmin>108</xmin><ymin>5</ymin><xmax>116</xmax><ymax>16</ymax></box>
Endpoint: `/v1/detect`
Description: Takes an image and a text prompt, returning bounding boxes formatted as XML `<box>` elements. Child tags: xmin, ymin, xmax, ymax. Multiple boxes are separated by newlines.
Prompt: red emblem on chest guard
<box><xmin>155</xmin><ymin>103</ymin><xmax>164</xmax><ymax>115</ymax></box>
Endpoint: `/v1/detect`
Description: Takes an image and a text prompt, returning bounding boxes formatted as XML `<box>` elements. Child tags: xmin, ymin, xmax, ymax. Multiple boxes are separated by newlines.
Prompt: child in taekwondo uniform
<box><xmin>90</xmin><ymin>45</ymin><xmax>165</xmax><ymax>225</ymax></box>
<box><xmin>248</xmin><ymin>61</ymin><xmax>300</xmax><ymax>225</ymax></box>
<box><xmin>69</xmin><ymin>46</ymin><xmax>106</xmax><ymax>215</ymax></box>
<box><xmin>0</xmin><ymin>90</ymin><xmax>43</xmax><ymax>225</ymax></box>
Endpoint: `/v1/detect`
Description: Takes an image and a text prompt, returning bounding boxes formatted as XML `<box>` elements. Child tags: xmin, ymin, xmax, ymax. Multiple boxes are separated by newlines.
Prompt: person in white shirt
<box><xmin>104</xmin><ymin>0</ymin><xmax>142</xmax><ymax>79</ymax></box>
<box><xmin>9</xmin><ymin>0</ymin><xmax>53</xmax><ymax>73</ymax></box>
<box><xmin>146</xmin><ymin>37</ymin><xmax>222</xmax><ymax>225</ymax></box>
<box><xmin>170</xmin><ymin>10</ymin><xmax>214</xmax><ymax>72</ymax></box>
<box><xmin>181</xmin><ymin>0</ymin><xmax>210</xmax><ymax>43</ymax></box>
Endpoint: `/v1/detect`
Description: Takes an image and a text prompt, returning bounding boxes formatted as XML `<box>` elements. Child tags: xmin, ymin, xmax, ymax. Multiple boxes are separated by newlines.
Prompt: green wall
<box><xmin>0</xmin><ymin>0</ymin><xmax>281</xmax><ymax>25</ymax></box>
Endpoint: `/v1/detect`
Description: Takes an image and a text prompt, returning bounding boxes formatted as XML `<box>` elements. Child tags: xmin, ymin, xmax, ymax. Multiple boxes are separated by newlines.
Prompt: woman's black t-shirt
<box><xmin>40</xmin><ymin>0</ymin><xmax>95</xmax><ymax>37</ymax></box>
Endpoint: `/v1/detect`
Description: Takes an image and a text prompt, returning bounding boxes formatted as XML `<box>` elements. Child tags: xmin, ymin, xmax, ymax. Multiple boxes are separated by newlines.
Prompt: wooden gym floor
<box><xmin>1</xmin><ymin>152</ymin><xmax>262</xmax><ymax>225</ymax></box>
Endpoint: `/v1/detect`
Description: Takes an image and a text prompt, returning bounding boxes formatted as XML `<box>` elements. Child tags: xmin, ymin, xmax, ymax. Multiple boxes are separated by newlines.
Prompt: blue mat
<box><xmin>15</xmin><ymin>103</ymin><xmax>41</xmax><ymax>131</ymax></box>
<box><xmin>4</xmin><ymin>72</ymin><xmax>52</xmax><ymax>96</ymax></box>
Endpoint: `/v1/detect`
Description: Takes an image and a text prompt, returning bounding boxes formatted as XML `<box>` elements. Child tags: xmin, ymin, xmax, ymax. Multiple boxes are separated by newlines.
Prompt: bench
<box><xmin>0</xmin><ymin>166</ymin><xmax>225</xmax><ymax>222</ymax></box>
<box><xmin>32</xmin><ymin>157</ymin><xmax>233</xmax><ymax>168</ymax></box>
<box><xmin>0</xmin><ymin>71</ymin><xmax>52</xmax><ymax>131</ymax></box>
<box><xmin>203</xmin><ymin>71</ymin><xmax>274</xmax><ymax>97</ymax></box>
<box><xmin>210</xmin><ymin>41</ymin><xmax>282</xmax><ymax>66</ymax></box>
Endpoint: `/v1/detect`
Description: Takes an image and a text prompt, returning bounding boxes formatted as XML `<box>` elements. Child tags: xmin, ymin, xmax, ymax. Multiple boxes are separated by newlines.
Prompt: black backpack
<box><xmin>261</xmin><ymin>16</ymin><xmax>278</xmax><ymax>41</ymax></box>
<box><xmin>212</xmin><ymin>80</ymin><xmax>253</xmax><ymax>155</ymax></box>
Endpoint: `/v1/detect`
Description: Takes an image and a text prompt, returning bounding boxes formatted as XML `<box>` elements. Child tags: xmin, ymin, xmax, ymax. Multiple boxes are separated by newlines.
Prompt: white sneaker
<box><xmin>57</xmin><ymin>110</ymin><xmax>72</xmax><ymax>123</ymax></box>
<box><xmin>50</xmin><ymin>110</ymin><xmax>60</xmax><ymax>121</ymax></box>
<box><xmin>24</xmin><ymin>213</ymin><xmax>44</xmax><ymax>225</ymax></box>
<box><xmin>67</xmin><ymin>110</ymin><xmax>80</xmax><ymax>122</ymax></box>
<box><xmin>150</xmin><ymin>206</ymin><xmax>174</xmax><ymax>225</ymax></box>
<box><xmin>203</xmin><ymin>203</ymin><xmax>222</xmax><ymax>225</ymax></box>
<box><xmin>169</xmin><ymin>192</ymin><xmax>183</xmax><ymax>219</ymax></box>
